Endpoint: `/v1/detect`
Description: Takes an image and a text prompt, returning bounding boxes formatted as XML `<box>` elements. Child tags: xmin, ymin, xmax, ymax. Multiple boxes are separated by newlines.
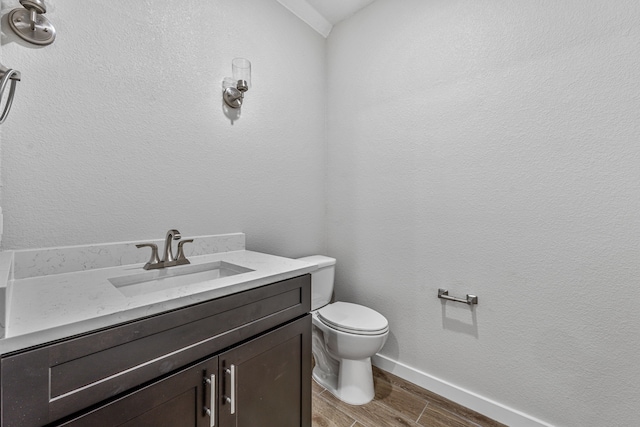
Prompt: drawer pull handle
<box><xmin>225</xmin><ymin>365</ymin><xmax>236</xmax><ymax>414</ymax></box>
<box><xmin>204</xmin><ymin>374</ymin><xmax>216</xmax><ymax>427</ymax></box>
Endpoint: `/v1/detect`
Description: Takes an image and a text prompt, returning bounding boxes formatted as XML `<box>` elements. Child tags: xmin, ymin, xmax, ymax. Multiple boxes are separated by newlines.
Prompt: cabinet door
<box><xmin>57</xmin><ymin>356</ymin><xmax>218</xmax><ymax>427</ymax></box>
<box><xmin>219</xmin><ymin>315</ymin><xmax>311</xmax><ymax>427</ymax></box>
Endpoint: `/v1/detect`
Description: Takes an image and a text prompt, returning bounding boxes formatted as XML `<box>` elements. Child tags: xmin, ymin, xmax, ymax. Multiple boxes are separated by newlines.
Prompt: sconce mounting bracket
<box><xmin>8</xmin><ymin>8</ymin><xmax>56</xmax><ymax>46</ymax></box>
<box><xmin>223</xmin><ymin>85</ymin><xmax>247</xmax><ymax>109</ymax></box>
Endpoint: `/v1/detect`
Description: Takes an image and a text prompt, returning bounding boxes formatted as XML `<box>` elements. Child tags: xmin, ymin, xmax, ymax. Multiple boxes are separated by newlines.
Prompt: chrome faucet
<box><xmin>136</xmin><ymin>229</ymin><xmax>193</xmax><ymax>270</ymax></box>
<box><xmin>162</xmin><ymin>229</ymin><xmax>181</xmax><ymax>263</ymax></box>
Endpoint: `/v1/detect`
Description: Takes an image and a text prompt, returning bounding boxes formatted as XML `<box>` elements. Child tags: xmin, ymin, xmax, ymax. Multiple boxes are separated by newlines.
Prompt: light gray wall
<box><xmin>0</xmin><ymin>0</ymin><xmax>327</xmax><ymax>257</ymax></box>
<box><xmin>326</xmin><ymin>1</ymin><xmax>640</xmax><ymax>426</ymax></box>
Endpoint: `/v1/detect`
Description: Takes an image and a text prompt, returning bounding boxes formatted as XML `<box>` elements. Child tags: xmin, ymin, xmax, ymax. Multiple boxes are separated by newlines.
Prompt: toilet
<box><xmin>298</xmin><ymin>255</ymin><xmax>389</xmax><ymax>405</ymax></box>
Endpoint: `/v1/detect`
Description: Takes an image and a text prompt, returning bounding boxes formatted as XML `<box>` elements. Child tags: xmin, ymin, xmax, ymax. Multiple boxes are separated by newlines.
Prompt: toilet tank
<box><xmin>297</xmin><ymin>255</ymin><xmax>336</xmax><ymax>310</ymax></box>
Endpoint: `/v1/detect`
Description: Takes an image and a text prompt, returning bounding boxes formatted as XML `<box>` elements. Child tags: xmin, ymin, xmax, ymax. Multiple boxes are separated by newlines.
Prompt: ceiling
<box><xmin>276</xmin><ymin>0</ymin><xmax>376</xmax><ymax>37</ymax></box>
<box><xmin>306</xmin><ymin>0</ymin><xmax>376</xmax><ymax>25</ymax></box>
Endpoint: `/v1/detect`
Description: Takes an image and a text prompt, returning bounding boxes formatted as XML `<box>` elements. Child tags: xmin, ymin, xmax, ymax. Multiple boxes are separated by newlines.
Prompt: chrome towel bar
<box><xmin>438</xmin><ymin>289</ymin><xmax>478</xmax><ymax>305</ymax></box>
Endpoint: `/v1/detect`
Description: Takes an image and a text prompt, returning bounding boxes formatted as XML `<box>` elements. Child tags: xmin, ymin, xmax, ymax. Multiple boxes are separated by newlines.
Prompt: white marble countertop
<box><xmin>1</xmin><ymin>250</ymin><xmax>316</xmax><ymax>355</ymax></box>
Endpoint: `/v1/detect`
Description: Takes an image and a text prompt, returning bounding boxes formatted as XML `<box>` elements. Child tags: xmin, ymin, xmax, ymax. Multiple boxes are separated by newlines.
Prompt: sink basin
<box><xmin>109</xmin><ymin>261</ymin><xmax>254</xmax><ymax>297</ymax></box>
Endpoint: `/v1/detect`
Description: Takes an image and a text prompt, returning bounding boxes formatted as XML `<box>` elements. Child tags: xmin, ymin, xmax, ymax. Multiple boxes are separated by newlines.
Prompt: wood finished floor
<box><xmin>312</xmin><ymin>366</ymin><xmax>507</xmax><ymax>427</ymax></box>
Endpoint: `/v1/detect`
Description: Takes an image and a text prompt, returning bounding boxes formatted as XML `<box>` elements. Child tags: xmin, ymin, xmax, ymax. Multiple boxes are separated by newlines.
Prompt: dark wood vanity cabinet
<box><xmin>0</xmin><ymin>275</ymin><xmax>311</xmax><ymax>427</ymax></box>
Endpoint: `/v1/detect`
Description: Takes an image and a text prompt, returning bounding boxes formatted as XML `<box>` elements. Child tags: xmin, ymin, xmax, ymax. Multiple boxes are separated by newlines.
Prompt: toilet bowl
<box><xmin>298</xmin><ymin>256</ymin><xmax>389</xmax><ymax>405</ymax></box>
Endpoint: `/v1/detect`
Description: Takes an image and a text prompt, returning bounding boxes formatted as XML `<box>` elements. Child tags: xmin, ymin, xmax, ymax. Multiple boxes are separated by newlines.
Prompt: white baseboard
<box><xmin>372</xmin><ymin>354</ymin><xmax>554</xmax><ymax>427</ymax></box>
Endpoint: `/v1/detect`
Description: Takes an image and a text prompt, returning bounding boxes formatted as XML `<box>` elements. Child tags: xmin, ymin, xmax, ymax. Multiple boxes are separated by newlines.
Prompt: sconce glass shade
<box><xmin>232</xmin><ymin>58</ymin><xmax>251</xmax><ymax>89</ymax></box>
<box><xmin>223</xmin><ymin>58</ymin><xmax>251</xmax><ymax>109</ymax></box>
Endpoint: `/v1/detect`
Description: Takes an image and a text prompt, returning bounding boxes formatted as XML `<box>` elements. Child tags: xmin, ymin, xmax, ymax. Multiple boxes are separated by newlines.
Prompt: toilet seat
<box><xmin>317</xmin><ymin>302</ymin><xmax>389</xmax><ymax>336</ymax></box>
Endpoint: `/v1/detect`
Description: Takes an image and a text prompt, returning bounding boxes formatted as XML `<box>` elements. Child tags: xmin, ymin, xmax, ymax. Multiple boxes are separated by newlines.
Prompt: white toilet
<box><xmin>298</xmin><ymin>255</ymin><xmax>389</xmax><ymax>405</ymax></box>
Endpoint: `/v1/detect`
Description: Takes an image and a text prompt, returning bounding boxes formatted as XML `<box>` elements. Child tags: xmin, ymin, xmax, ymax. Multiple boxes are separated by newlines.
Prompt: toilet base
<box><xmin>312</xmin><ymin>357</ymin><xmax>375</xmax><ymax>405</ymax></box>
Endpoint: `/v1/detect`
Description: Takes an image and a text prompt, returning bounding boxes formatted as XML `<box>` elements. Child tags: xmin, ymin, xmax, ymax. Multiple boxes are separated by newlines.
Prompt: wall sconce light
<box><xmin>223</xmin><ymin>58</ymin><xmax>251</xmax><ymax>109</ymax></box>
<box><xmin>8</xmin><ymin>0</ymin><xmax>56</xmax><ymax>46</ymax></box>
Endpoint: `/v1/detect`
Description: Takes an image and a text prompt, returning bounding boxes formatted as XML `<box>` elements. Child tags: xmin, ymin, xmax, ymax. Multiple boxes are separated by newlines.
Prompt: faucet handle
<box><xmin>136</xmin><ymin>243</ymin><xmax>160</xmax><ymax>270</ymax></box>
<box><xmin>176</xmin><ymin>239</ymin><xmax>194</xmax><ymax>265</ymax></box>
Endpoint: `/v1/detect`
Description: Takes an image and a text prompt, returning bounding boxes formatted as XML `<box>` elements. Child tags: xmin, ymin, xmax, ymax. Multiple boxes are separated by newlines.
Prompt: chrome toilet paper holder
<box><xmin>438</xmin><ymin>289</ymin><xmax>478</xmax><ymax>305</ymax></box>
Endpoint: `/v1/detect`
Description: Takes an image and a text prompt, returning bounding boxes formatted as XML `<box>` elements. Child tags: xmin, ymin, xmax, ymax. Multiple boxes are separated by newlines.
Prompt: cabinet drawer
<box><xmin>1</xmin><ymin>274</ymin><xmax>310</xmax><ymax>427</ymax></box>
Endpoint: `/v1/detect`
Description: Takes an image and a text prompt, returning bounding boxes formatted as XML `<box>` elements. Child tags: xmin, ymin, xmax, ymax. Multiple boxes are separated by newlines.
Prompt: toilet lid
<box><xmin>317</xmin><ymin>302</ymin><xmax>389</xmax><ymax>335</ymax></box>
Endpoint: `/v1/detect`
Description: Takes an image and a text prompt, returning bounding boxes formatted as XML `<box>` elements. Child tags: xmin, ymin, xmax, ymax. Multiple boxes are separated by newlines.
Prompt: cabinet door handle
<box><xmin>204</xmin><ymin>374</ymin><xmax>216</xmax><ymax>427</ymax></box>
<box><xmin>225</xmin><ymin>365</ymin><xmax>236</xmax><ymax>415</ymax></box>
